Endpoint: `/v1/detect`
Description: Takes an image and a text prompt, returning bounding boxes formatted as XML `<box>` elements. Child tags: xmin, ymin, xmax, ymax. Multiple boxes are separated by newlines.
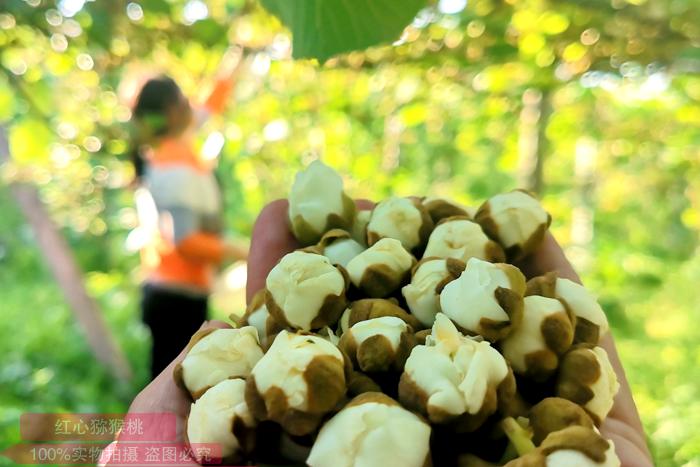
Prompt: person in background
<box><xmin>128</xmin><ymin>49</ymin><xmax>248</xmax><ymax>379</ymax></box>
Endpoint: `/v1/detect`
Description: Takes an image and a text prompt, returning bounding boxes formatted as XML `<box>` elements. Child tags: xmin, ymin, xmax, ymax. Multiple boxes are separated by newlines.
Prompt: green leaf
<box><xmin>191</xmin><ymin>18</ymin><xmax>228</xmax><ymax>47</ymax></box>
<box><xmin>85</xmin><ymin>6</ymin><xmax>114</xmax><ymax>49</ymax></box>
<box><xmin>140</xmin><ymin>0</ymin><xmax>172</xmax><ymax>14</ymax></box>
<box><xmin>260</xmin><ymin>0</ymin><xmax>430</xmax><ymax>61</ymax></box>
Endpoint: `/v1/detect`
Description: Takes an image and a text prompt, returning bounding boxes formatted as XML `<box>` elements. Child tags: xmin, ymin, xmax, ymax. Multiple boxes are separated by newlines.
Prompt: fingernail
<box><xmin>199</xmin><ymin>320</ymin><xmax>209</xmax><ymax>329</ymax></box>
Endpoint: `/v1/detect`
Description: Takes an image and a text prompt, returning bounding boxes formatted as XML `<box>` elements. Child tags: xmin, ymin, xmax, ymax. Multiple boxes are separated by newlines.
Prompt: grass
<box><xmin>0</xmin><ymin>266</ymin><xmax>149</xmax><ymax>464</ymax></box>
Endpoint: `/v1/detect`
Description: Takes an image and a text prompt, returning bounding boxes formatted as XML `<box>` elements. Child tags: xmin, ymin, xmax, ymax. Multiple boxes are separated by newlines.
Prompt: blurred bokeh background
<box><xmin>1</xmin><ymin>0</ymin><xmax>699</xmax><ymax>465</ymax></box>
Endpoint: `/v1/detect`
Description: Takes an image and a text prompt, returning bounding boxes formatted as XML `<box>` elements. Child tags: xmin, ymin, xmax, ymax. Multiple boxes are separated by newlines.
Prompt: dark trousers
<box><xmin>141</xmin><ymin>284</ymin><xmax>208</xmax><ymax>379</ymax></box>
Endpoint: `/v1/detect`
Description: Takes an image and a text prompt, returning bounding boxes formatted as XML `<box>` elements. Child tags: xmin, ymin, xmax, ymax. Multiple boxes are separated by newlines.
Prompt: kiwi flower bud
<box><xmin>500</xmin><ymin>295</ymin><xmax>574</xmax><ymax>380</ymax></box>
<box><xmin>401</xmin><ymin>257</ymin><xmax>466</xmax><ymax>327</ymax></box>
<box><xmin>339</xmin><ymin>316</ymin><xmax>416</xmax><ymax>373</ymax></box>
<box><xmin>423</xmin><ymin>217</ymin><xmax>505</xmax><ymax>263</ymax></box>
<box><xmin>422</xmin><ymin>196</ymin><xmax>473</xmax><ymax>223</ymax></box>
<box><xmin>504</xmin><ymin>426</ymin><xmax>620</xmax><ymax>467</ymax></box>
<box><xmin>344</xmin><ymin>298</ymin><xmax>423</xmax><ymax>331</ymax></box>
<box><xmin>176</xmin><ymin>327</ymin><xmax>264</xmax><ymax>400</ymax></box>
<box><xmin>186</xmin><ymin>379</ymin><xmax>255</xmax><ymax>463</ymax></box>
<box><xmin>555</xmin><ymin>345</ymin><xmax>620</xmax><ymax>425</ymax></box>
<box><xmin>529</xmin><ymin>397</ymin><xmax>594</xmax><ymax>446</ymax></box>
<box><xmin>245</xmin><ymin>331</ymin><xmax>346</xmax><ymax>436</ymax></box>
<box><xmin>526</xmin><ymin>272</ymin><xmax>609</xmax><ymax>345</ymax></box>
<box><xmin>367</xmin><ymin>196</ymin><xmax>434</xmax><ymax>253</ymax></box>
<box><xmin>288</xmin><ymin>160</ymin><xmax>356</xmax><ymax>245</ymax></box>
<box><xmin>238</xmin><ymin>290</ymin><xmax>284</xmax><ymax>348</ymax></box>
<box><xmin>399</xmin><ymin>313</ymin><xmax>509</xmax><ymax>429</ymax></box>
<box><xmin>316</xmin><ymin>326</ymin><xmax>341</xmax><ymax>346</ymax></box>
<box><xmin>346</xmin><ymin>238</ymin><xmax>415</xmax><ymax>298</ymax></box>
<box><xmin>475</xmin><ymin>190</ymin><xmax>551</xmax><ymax>260</ymax></box>
<box><xmin>306</xmin><ymin>392</ymin><xmax>431</xmax><ymax>467</ymax></box>
<box><xmin>439</xmin><ymin>258</ymin><xmax>526</xmax><ymax>342</ymax></box>
<box><xmin>265</xmin><ymin>251</ymin><xmax>348</xmax><ymax>331</ymax></box>
<box><xmin>345</xmin><ymin>370</ymin><xmax>383</xmax><ymax>398</ymax></box>
<box><xmin>316</xmin><ymin>229</ymin><xmax>365</xmax><ymax>268</ymax></box>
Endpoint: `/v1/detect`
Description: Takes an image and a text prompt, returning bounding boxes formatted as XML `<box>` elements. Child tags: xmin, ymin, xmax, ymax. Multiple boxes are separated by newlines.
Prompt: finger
<box><xmin>246</xmin><ymin>199</ymin><xmax>299</xmax><ymax>303</ymax></box>
<box><xmin>598</xmin><ymin>333</ymin><xmax>652</xmax><ymax>460</ymax></box>
<box><xmin>513</xmin><ymin>231</ymin><xmax>580</xmax><ymax>283</ymax></box>
<box><xmin>245</xmin><ymin>198</ymin><xmax>376</xmax><ymax>303</ymax></box>
<box><xmin>599</xmin><ymin>418</ymin><xmax>653</xmax><ymax>467</ymax></box>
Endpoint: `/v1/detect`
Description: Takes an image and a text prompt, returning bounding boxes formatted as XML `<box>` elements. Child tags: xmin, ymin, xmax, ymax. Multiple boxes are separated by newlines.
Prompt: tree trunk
<box><xmin>0</xmin><ymin>125</ymin><xmax>132</xmax><ymax>383</ymax></box>
<box><xmin>570</xmin><ymin>137</ymin><xmax>598</xmax><ymax>271</ymax></box>
<box><xmin>518</xmin><ymin>88</ymin><xmax>552</xmax><ymax>194</ymax></box>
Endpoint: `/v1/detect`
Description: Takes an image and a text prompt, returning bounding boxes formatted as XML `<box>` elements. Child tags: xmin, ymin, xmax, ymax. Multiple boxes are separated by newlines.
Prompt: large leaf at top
<box><xmin>261</xmin><ymin>0</ymin><xmax>430</xmax><ymax>62</ymax></box>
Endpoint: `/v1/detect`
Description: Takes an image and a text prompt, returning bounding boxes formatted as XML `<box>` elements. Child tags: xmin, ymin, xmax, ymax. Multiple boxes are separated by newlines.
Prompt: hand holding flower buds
<box><xmin>177</xmin><ymin>162</ymin><xmax>628</xmax><ymax>466</ymax></box>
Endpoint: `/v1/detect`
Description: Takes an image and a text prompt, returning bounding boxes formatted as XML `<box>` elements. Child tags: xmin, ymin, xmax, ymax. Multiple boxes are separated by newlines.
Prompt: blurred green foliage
<box><xmin>1</xmin><ymin>0</ymin><xmax>700</xmax><ymax>465</ymax></box>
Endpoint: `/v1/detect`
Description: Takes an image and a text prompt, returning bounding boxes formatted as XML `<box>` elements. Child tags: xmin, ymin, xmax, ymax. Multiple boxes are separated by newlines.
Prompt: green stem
<box><xmin>501</xmin><ymin>417</ymin><xmax>536</xmax><ymax>457</ymax></box>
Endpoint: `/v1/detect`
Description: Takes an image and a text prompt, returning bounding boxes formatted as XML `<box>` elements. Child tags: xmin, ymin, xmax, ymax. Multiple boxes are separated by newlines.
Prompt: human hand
<box><xmin>246</xmin><ymin>199</ymin><xmax>653</xmax><ymax>467</ymax></box>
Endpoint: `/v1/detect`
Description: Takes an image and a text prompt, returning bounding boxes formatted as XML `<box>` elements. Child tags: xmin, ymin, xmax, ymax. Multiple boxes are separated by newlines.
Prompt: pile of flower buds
<box><xmin>175</xmin><ymin>161</ymin><xmax>620</xmax><ymax>466</ymax></box>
